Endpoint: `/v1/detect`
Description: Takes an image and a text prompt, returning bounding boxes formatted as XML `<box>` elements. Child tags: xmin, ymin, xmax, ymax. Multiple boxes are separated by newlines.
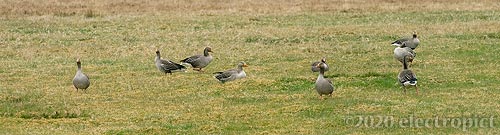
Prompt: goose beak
<box><xmin>243</xmin><ymin>64</ymin><xmax>248</xmax><ymax>67</ymax></box>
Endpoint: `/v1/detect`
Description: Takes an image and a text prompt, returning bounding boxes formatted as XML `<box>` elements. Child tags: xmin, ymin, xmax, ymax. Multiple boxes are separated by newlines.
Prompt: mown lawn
<box><xmin>1</xmin><ymin>0</ymin><xmax>500</xmax><ymax>134</ymax></box>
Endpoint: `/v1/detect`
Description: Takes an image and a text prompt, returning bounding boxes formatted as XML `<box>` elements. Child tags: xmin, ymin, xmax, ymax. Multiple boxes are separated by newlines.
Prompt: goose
<box><xmin>393</xmin><ymin>43</ymin><xmax>416</xmax><ymax>64</ymax></box>
<box><xmin>213</xmin><ymin>61</ymin><xmax>248</xmax><ymax>83</ymax></box>
<box><xmin>311</xmin><ymin>57</ymin><xmax>329</xmax><ymax>72</ymax></box>
<box><xmin>180</xmin><ymin>47</ymin><xmax>213</xmax><ymax>72</ymax></box>
<box><xmin>155</xmin><ymin>50</ymin><xmax>186</xmax><ymax>75</ymax></box>
<box><xmin>315</xmin><ymin>62</ymin><xmax>334</xmax><ymax>99</ymax></box>
<box><xmin>391</xmin><ymin>32</ymin><xmax>420</xmax><ymax>50</ymax></box>
<box><xmin>398</xmin><ymin>54</ymin><xmax>419</xmax><ymax>94</ymax></box>
<box><xmin>72</xmin><ymin>58</ymin><xmax>90</xmax><ymax>92</ymax></box>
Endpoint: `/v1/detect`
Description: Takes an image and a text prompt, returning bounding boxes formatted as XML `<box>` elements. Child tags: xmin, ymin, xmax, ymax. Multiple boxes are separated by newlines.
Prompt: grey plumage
<box><xmin>391</xmin><ymin>32</ymin><xmax>420</xmax><ymax>50</ymax></box>
<box><xmin>214</xmin><ymin>62</ymin><xmax>248</xmax><ymax>83</ymax></box>
<box><xmin>393</xmin><ymin>43</ymin><xmax>416</xmax><ymax>64</ymax></box>
<box><xmin>311</xmin><ymin>57</ymin><xmax>329</xmax><ymax>72</ymax></box>
<box><xmin>72</xmin><ymin>58</ymin><xmax>90</xmax><ymax>91</ymax></box>
<box><xmin>398</xmin><ymin>55</ymin><xmax>419</xmax><ymax>94</ymax></box>
<box><xmin>155</xmin><ymin>50</ymin><xmax>186</xmax><ymax>75</ymax></box>
<box><xmin>181</xmin><ymin>47</ymin><xmax>213</xmax><ymax>72</ymax></box>
<box><xmin>315</xmin><ymin>62</ymin><xmax>334</xmax><ymax>99</ymax></box>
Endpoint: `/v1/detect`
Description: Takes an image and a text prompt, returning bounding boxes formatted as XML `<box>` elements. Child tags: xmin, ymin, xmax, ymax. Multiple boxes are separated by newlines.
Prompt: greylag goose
<box><xmin>398</xmin><ymin>54</ymin><xmax>419</xmax><ymax>94</ymax></box>
<box><xmin>311</xmin><ymin>57</ymin><xmax>329</xmax><ymax>72</ymax></box>
<box><xmin>315</xmin><ymin>62</ymin><xmax>334</xmax><ymax>99</ymax></box>
<box><xmin>72</xmin><ymin>58</ymin><xmax>90</xmax><ymax>92</ymax></box>
<box><xmin>213</xmin><ymin>61</ymin><xmax>248</xmax><ymax>83</ymax></box>
<box><xmin>393</xmin><ymin>43</ymin><xmax>416</xmax><ymax>64</ymax></box>
<box><xmin>391</xmin><ymin>32</ymin><xmax>420</xmax><ymax>50</ymax></box>
<box><xmin>180</xmin><ymin>47</ymin><xmax>213</xmax><ymax>72</ymax></box>
<box><xmin>155</xmin><ymin>50</ymin><xmax>186</xmax><ymax>75</ymax></box>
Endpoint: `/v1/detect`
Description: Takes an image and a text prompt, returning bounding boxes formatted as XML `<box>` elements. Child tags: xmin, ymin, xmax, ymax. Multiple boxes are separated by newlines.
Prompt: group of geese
<box><xmin>72</xmin><ymin>47</ymin><xmax>248</xmax><ymax>91</ymax></box>
<box><xmin>393</xmin><ymin>32</ymin><xmax>420</xmax><ymax>94</ymax></box>
<box><xmin>309</xmin><ymin>32</ymin><xmax>421</xmax><ymax>99</ymax></box>
<box><xmin>154</xmin><ymin>46</ymin><xmax>248</xmax><ymax>83</ymax></box>
<box><xmin>72</xmin><ymin>32</ymin><xmax>421</xmax><ymax>98</ymax></box>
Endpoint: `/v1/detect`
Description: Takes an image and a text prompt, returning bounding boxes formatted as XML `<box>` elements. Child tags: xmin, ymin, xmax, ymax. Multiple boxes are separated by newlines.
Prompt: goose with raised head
<box><xmin>398</xmin><ymin>54</ymin><xmax>419</xmax><ymax>95</ymax></box>
<box><xmin>72</xmin><ymin>58</ymin><xmax>90</xmax><ymax>92</ymax></box>
<box><xmin>392</xmin><ymin>32</ymin><xmax>420</xmax><ymax>50</ymax></box>
<box><xmin>315</xmin><ymin>62</ymin><xmax>334</xmax><ymax>99</ymax></box>
<box><xmin>180</xmin><ymin>47</ymin><xmax>213</xmax><ymax>72</ymax></box>
<box><xmin>155</xmin><ymin>50</ymin><xmax>186</xmax><ymax>75</ymax></box>
<box><xmin>214</xmin><ymin>62</ymin><xmax>248</xmax><ymax>83</ymax></box>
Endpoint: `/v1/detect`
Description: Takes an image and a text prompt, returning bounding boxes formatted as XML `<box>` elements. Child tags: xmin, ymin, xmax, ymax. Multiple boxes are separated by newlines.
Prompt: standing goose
<box><xmin>155</xmin><ymin>50</ymin><xmax>186</xmax><ymax>75</ymax></box>
<box><xmin>398</xmin><ymin>54</ymin><xmax>419</xmax><ymax>95</ymax></box>
<box><xmin>393</xmin><ymin>43</ymin><xmax>416</xmax><ymax>64</ymax></box>
<box><xmin>180</xmin><ymin>47</ymin><xmax>213</xmax><ymax>72</ymax></box>
<box><xmin>311</xmin><ymin>57</ymin><xmax>329</xmax><ymax>72</ymax></box>
<box><xmin>391</xmin><ymin>32</ymin><xmax>420</xmax><ymax>50</ymax></box>
<box><xmin>213</xmin><ymin>62</ymin><xmax>248</xmax><ymax>83</ymax></box>
<box><xmin>72</xmin><ymin>58</ymin><xmax>90</xmax><ymax>92</ymax></box>
<box><xmin>315</xmin><ymin>62</ymin><xmax>334</xmax><ymax>99</ymax></box>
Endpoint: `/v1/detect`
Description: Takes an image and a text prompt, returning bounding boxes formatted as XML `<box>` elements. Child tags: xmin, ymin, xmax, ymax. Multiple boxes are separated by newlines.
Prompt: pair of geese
<box><xmin>155</xmin><ymin>46</ymin><xmax>248</xmax><ymax>83</ymax></box>
<box><xmin>309</xmin><ymin>32</ymin><xmax>421</xmax><ymax>98</ymax></box>
<box><xmin>72</xmin><ymin>47</ymin><xmax>248</xmax><ymax>91</ymax></box>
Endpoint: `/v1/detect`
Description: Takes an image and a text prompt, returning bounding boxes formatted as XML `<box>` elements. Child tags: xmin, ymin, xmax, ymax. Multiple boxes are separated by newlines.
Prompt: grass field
<box><xmin>1</xmin><ymin>0</ymin><xmax>500</xmax><ymax>134</ymax></box>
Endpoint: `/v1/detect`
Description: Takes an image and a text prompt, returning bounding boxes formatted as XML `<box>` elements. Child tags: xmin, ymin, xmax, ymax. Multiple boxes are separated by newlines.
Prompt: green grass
<box><xmin>1</xmin><ymin>1</ymin><xmax>500</xmax><ymax>134</ymax></box>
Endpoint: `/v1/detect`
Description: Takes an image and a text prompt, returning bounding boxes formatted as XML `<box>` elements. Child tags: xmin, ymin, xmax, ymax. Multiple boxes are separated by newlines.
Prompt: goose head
<box><xmin>205</xmin><ymin>47</ymin><xmax>213</xmax><ymax>53</ymax></box>
<box><xmin>316</xmin><ymin>62</ymin><xmax>328</xmax><ymax>70</ymax></box>
<box><xmin>238</xmin><ymin>61</ymin><xmax>248</xmax><ymax>67</ymax></box>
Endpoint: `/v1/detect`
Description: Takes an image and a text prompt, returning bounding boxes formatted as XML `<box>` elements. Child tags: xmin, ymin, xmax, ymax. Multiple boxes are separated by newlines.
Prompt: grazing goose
<box><xmin>72</xmin><ymin>58</ymin><xmax>90</xmax><ymax>92</ymax></box>
<box><xmin>398</xmin><ymin>54</ymin><xmax>419</xmax><ymax>95</ymax></box>
<box><xmin>213</xmin><ymin>61</ymin><xmax>248</xmax><ymax>83</ymax></box>
<box><xmin>180</xmin><ymin>47</ymin><xmax>213</xmax><ymax>72</ymax></box>
<box><xmin>391</xmin><ymin>32</ymin><xmax>420</xmax><ymax>50</ymax></box>
<box><xmin>155</xmin><ymin>50</ymin><xmax>186</xmax><ymax>75</ymax></box>
<box><xmin>311</xmin><ymin>57</ymin><xmax>329</xmax><ymax>72</ymax></box>
<box><xmin>315</xmin><ymin>62</ymin><xmax>334</xmax><ymax>99</ymax></box>
<box><xmin>393</xmin><ymin>43</ymin><xmax>416</xmax><ymax>64</ymax></box>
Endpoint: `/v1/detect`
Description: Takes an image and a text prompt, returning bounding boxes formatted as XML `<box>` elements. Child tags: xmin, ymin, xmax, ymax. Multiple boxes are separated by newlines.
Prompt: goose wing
<box><xmin>159</xmin><ymin>59</ymin><xmax>185</xmax><ymax>70</ymax></box>
<box><xmin>398</xmin><ymin>70</ymin><xmax>417</xmax><ymax>83</ymax></box>
<box><xmin>181</xmin><ymin>55</ymin><xmax>202</xmax><ymax>63</ymax></box>
<box><xmin>392</xmin><ymin>37</ymin><xmax>410</xmax><ymax>45</ymax></box>
<box><xmin>214</xmin><ymin>69</ymin><xmax>238</xmax><ymax>80</ymax></box>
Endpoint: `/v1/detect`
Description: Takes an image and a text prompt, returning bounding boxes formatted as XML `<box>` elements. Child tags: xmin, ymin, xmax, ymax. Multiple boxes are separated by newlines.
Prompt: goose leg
<box><xmin>403</xmin><ymin>87</ymin><xmax>407</xmax><ymax>94</ymax></box>
<box><xmin>415</xmin><ymin>85</ymin><xmax>419</xmax><ymax>95</ymax></box>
